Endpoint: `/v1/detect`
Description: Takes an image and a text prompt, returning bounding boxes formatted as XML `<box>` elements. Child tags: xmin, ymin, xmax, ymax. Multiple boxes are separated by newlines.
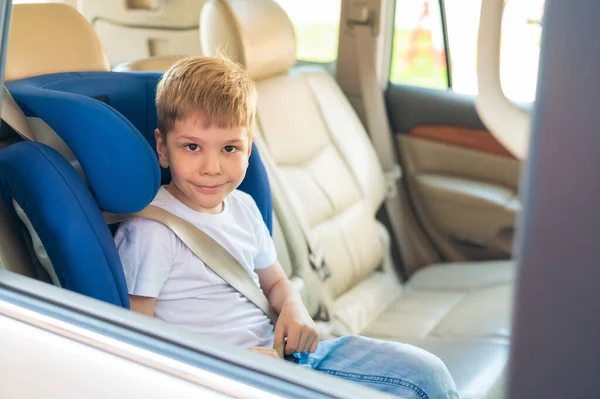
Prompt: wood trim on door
<box><xmin>409</xmin><ymin>125</ymin><xmax>517</xmax><ymax>159</ymax></box>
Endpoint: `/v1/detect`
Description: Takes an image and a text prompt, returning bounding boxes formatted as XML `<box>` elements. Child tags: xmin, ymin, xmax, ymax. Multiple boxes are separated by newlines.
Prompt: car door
<box><xmin>382</xmin><ymin>0</ymin><xmax>541</xmax><ymax>262</ymax></box>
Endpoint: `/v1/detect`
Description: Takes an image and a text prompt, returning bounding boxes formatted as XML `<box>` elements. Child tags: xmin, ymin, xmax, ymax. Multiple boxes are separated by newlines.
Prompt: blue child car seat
<box><xmin>0</xmin><ymin>71</ymin><xmax>273</xmax><ymax>308</ymax></box>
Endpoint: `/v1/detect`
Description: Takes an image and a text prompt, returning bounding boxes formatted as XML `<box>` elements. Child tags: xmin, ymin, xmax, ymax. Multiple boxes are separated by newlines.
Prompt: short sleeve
<box><xmin>114</xmin><ymin>218</ymin><xmax>175</xmax><ymax>297</ymax></box>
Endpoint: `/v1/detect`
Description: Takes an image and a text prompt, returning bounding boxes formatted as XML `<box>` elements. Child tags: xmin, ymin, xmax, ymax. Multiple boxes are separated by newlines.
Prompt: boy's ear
<box><xmin>154</xmin><ymin>128</ymin><xmax>169</xmax><ymax>168</ymax></box>
<box><xmin>247</xmin><ymin>139</ymin><xmax>253</xmax><ymax>157</ymax></box>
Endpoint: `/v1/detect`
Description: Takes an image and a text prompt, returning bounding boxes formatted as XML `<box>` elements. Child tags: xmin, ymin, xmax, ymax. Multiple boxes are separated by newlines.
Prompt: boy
<box><xmin>115</xmin><ymin>56</ymin><xmax>458</xmax><ymax>398</ymax></box>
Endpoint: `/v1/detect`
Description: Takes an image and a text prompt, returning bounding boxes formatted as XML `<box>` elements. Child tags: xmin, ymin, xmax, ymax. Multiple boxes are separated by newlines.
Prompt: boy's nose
<box><xmin>201</xmin><ymin>152</ymin><xmax>222</xmax><ymax>175</ymax></box>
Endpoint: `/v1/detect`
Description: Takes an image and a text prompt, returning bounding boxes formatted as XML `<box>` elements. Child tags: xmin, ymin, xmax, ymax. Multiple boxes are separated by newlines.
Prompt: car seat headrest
<box><xmin>113</xmin><ymin>55</ymin><xmax>186</xmax><ymax>72</ymax></box>
<box><xmin>8</xmin><ymin>85</ymin><xmax>160</xmax><ymax>214</ymax></box>
<box><xmin>6</xmin><ymin>3</ymin><xmax>110</xmax><ymax>82</ymax></box>
<box><xmin>200</xmin><ymin>0</ymin><xmax>296</xmax><ymax>81</ymax></box>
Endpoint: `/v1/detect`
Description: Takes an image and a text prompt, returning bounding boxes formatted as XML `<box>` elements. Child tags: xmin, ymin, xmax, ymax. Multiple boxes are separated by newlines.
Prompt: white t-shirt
<box><xmin>114</xmin><ymin>187</ymin><xmax>276</xmax><ymax>348</ymax></box>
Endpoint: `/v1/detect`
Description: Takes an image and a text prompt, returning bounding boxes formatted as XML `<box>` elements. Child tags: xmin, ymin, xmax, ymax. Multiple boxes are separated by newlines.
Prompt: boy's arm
<box><xmin>256</xmin><ymin>263</ymin><xmax>318</xmax><ymax>355</ymax></box>
<box><xmin>129</xmin><ymin>295</ymin><xmax>157</xmax><ymax>317</ymax></box>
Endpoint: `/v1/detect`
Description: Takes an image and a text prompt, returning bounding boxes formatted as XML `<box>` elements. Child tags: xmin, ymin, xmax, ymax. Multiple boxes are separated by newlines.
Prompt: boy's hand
<box><xmin>274</xmin><ymin>300</ymin><xmax>319</xmax><ymax>355</ymax></box>
<box><xmin>249</xmin><ymin>346</ymin><xmax>281</xmax><ymax>359</ymax></box>
<box><xmin>256</xmin><ymin>263</ymin><xmax>319</xmax><ymax>356</ymax></box>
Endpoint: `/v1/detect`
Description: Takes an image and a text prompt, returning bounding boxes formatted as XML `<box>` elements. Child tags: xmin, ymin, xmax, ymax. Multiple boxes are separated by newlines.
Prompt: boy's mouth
<box><xmin>192</xmin><ymin>182</ymin><xmax>227</xmax><ymax>194</ymax></box>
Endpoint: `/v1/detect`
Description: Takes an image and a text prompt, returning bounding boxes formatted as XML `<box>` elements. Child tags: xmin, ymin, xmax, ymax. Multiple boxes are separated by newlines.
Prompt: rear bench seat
<box><xmin>77</xmin><ymin>0</ymin><xmax>204</xmax><ymax>67</ymax></box>
<box><xmin>195</xmin><ymin>1</ymin><xmax>515</xmax><ymax>397</ymax></box>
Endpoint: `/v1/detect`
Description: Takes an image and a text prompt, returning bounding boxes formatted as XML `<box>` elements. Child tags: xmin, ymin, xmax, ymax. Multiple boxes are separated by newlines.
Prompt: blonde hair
<box><xmin>156</xmin><ymin>56</ymin><xmax>257</xmax><ymax>137</ymax></box>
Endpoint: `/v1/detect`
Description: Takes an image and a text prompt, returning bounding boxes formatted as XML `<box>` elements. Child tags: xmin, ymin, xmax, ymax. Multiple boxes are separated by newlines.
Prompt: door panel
<box><xmin>386</xmin><ymin>84</ymin><xmax>521</xmax><ymax>262</ymax></box>
<box><xmin>410</xmin><ymin>125</ymin><xmax>517</xmax><ymax>159</ymax></box>
<box><xmin>387</xmin><ymin>85</ymin><xmax>487</xmax><ymax>132</ymax></box>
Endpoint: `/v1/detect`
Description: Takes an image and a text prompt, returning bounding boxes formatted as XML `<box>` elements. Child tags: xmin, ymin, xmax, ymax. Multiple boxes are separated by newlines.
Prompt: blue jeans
<box><xmin>286</xmin><ymin>336</ymin><xmax>459</xmax><ymax>398</ymax></box>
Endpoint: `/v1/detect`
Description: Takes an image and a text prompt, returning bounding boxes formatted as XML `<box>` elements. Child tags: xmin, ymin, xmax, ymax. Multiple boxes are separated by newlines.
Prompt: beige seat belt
<box><xmin>353</xmin><ymin>26</ymin><xmax>402</xmax><ymax>199</ymax></box>
<box><xmin>287</xmin><ymin>206</ymin><xmax>331</xmax><ymax>282</ymax></box>
<box><xmin>1</xmin><ymin>85</ymin><xmax>86</xmax><ymax>180</ymax></box>
<box><xmin>1</xmin><ymin>86</ymin><xmax>36</xmax><ymax>141</ymax></box>
<box><xmin>349</xmin><ymin>11</ymin><xmax>416</xmax><ymax>275</ymax></box>
<box><xmin>105</xmin><ymin>206</ymin><xmax>278</xmax><ymax>324</ymax></box>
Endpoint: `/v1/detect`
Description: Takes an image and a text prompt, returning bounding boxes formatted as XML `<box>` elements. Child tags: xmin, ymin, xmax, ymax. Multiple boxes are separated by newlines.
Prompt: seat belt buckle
<box><xmin>313</xmin><ymin>304</ymin><xmax>331</xmax><ymax>322</ymax></box>
<box><xmin>309</xmin><ymin>250</ymin><xmax>332</xmax><ymax>281</ymax></box>
<box><xmin>384</xmin><ymin>163</ymin><xmax>403</xmax><ymax>199</ymax></box>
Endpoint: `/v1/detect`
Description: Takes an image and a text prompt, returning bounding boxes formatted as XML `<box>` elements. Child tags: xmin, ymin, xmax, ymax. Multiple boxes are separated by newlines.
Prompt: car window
<box><xmin>273</xmin><ymin>0</ymin><xmax>341</xmax><ymax>64</ymax></box>
<box><xmin>390</xmin><ymin>0</ymin><xmax>544</xmax><ymax>103</ymax></box>
<box><xmin>390</xmin><ymin>0</ymin><xmax>448</xmax><ymax>90</ymax></box>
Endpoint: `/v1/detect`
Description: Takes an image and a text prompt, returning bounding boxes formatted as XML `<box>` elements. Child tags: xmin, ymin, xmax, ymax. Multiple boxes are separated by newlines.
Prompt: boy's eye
<box><xmin>223</xmin><ymin>145</ymin><xmax>238</xmax><ymax>153</ymax></box>
<box><xmin>186</xmin><ymin>144</ymin><xmax>199</xmax><ymax>152</ymax></box>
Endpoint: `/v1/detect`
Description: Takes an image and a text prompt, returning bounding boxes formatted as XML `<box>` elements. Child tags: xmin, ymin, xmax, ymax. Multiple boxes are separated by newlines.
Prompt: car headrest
<box><xmin>113</xmin><ymin>55</ymin><xmax>185</xmax><ymax>72</ymax></box>
<box><xmin>6</xmin><ymin>3</ymin><xmax>110</xmax><ymax>82</ymax></box>
<box><xmin>199</xmin><ymin>0</ymin><xmax>296</xmax><ymax>81</ymax></box>
<box><xmin>7</xmin><ymin>82</ymin><xmax>161</xmax><ymax>214</ymax></box>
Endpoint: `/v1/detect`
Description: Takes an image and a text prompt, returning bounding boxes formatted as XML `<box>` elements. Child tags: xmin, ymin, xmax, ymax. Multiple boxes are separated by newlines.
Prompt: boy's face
<box><xmin>155</xmin><ymin>114</ymin><xmax>252</xmax><ymax>214</ymax></box>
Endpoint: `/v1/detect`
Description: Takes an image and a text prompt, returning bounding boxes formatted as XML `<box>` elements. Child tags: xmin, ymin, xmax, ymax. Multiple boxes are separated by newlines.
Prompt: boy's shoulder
<box><xmin>116</xmin><ymin>215</ymin><xmax>175</xmax><ymax>240</ymax></box>
<box><xmin>227</xmin><ymin>190</ymin><xmax>262</xmax><ymax>218</ymax></box>
<box><xmin>114</xmin><ymin>188</ymin><xmax>179</xmax><ymax>242</ymax></box>
<box><xmin>228</xmin><ymin>189</ymin><xmax>256</xmax><ymax>207</ymax></box>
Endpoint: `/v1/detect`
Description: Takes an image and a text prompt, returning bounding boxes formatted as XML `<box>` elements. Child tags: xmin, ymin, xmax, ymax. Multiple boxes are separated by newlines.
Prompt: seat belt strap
<box><xmin>297</xmin><ymin>216</ymin><xmax>332</xmax><ymax>282</ymax></box>
<box><xmin>105</xmin><ymin>206</ymin><xmax>279</xmax><ymax>326</ymax></box>
<box><xmin>352</xmin><ymin>22</ymin><xmax>402</xmax><ymax>198</ymax></box>
<box><xmin>1</xmin><ymin>85</ymin><xmax>36</xmax><ymax>141</ymax></box>
<box><xmin>1</xmin><ymin>85</ymin><xmax>86</xmax><ymax>181</ymax></box>
<box><xmin>107</xmin><ymin>208</ymin><xmax>285</xmax><ymax>357</ymax></box>
<box><xmin>349</xmin><ymin>13</ymin><xmax>415</xmax><ymax>275</ymax></box>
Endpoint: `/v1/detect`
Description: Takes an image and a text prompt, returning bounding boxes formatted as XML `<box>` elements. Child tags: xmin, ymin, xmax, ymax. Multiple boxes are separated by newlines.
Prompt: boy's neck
<box><xmin>165</xmin><ymin>184</ymin><xmax>225</xmax><ymax>214</ymax></box>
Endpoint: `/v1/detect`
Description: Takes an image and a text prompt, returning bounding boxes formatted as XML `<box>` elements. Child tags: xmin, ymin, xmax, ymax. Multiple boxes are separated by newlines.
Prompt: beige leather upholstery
<box><xmin>6</xmin><ymin>3</ymin><xmax>110</xmax><ymax>82</ymax></box>
<box><xmin>79</xmin><ymin>0</ymin><xmax>203</xmax><ymax>66</ymax></box>
<box><xmin>95</xmin><ymin>21</ymin><xmax>201</xmax><ymax>67</ymax></box>
<box><xmin>81</xmin><ymin>0</ymin><xmax>202</xmax><ymax>27</ymax></box>
<box><xmin>362</xmin><ymin>261</ymin><xmax>513</xmax><ymax>340</ymax></box>
<box><xmin>200</xmin><ymin>1</ymin><xmax>514</xmax><ymax>397</ymax></box>
<box><xmin>200</xmin><ymin>0</ymin><xmax>296</xmax><ymax>81</ymax></box>
<box><xmin>400</xmin><ymin>136</ymin><xmax>520</xmax><ymax>260</ymax></box>
<box><xmin>113</xmin><ymin>55</ymin><xmax>186</xmax><ymax>72</ymax></box>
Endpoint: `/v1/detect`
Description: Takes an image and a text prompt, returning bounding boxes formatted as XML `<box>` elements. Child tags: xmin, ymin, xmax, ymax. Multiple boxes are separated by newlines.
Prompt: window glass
<box><xmin>390</xmin><ymin>0</ymin><xmax>448</xmax><ymax>89</ymax></box>
<box><xmin>273</xmin><ymin>0</ymin><xmax>341</xmax><ymax>63</ymax></box>
<box><xmin>443</xmin><ymin>0</ymin><xmax>482</xmax><ymax>94</ymax></box>
<box><xmin>391</xmin><ymin>0</ymin><xmax>544</xmax><ymax>103</ymax></box>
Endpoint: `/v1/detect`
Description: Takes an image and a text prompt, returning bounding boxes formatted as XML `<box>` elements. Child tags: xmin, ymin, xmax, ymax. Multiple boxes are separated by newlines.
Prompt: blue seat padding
<box><xmin>238</xmin><ymin>145</ymin><xmax>272</xmax><ymax>230</ymax></box>
<box><xmin>0</xmin><ymin>142</ymin><xmax>129</xmax><ymax>307</ymax></box>
<box><xmin>8</xmin><ymin>84</ymin><xmax>160</xmax><ymax>214</ymax></box>
<box><xmin>7</xmin><ymin>72</ymin><xmax>273</xmax><ymax>232</ymax></box>
<box><xmin>7</xmin><ymin>72</ymin><xmax>163</xmax><ymax>171</ymax></box>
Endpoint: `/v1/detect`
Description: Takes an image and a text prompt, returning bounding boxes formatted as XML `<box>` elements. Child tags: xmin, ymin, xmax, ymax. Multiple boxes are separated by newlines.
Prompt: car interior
<box><xmin>0</xmin><ymin>1</ymin><xmax>528</xmax><ymax>397</ymax></box>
